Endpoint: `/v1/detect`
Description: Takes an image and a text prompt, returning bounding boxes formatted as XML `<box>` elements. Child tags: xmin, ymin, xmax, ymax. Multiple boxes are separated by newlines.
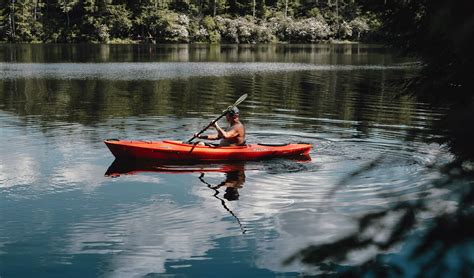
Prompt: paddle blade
<box><xmin>223</xmin><ymin>94</ymin><xmax>248</xmax><ymax>113</ymax></box>
<box><xmin>233</xmin><ymin>94</ymin><xmax>248</xmax><ymax>106</ymax></box>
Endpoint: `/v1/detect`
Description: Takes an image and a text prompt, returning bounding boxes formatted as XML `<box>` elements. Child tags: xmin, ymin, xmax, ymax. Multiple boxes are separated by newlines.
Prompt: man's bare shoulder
<box><xmin>232</xmin><ymin>123</ymin><xmax>245</xmax><ymax>131</ymax></box>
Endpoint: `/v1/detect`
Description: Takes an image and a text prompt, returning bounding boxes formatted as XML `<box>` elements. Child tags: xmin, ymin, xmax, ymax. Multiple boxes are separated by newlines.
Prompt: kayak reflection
<box><xmin>104</xmin><ymin>159</ymin><xmax>246</xmax><ymax>177</ymax></box>
<box><xmin>105</xmin><ymin>159</ymin><xmax>247</xmax><ymax>233</ymax></box>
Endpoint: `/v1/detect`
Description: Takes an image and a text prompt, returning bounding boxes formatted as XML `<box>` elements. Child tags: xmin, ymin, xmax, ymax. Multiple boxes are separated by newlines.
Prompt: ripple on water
<box><xmin>0</xmin><ymin>62</ymin><xmax>418</xmax><ymax>80</ymax></box>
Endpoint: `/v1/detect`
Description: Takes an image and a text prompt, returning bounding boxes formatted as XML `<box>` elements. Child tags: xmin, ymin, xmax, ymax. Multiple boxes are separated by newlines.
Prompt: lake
<box><xmin>0</xmin><ymin>44</ymin><xmax>452</xmax><ymax>277</ymax></box>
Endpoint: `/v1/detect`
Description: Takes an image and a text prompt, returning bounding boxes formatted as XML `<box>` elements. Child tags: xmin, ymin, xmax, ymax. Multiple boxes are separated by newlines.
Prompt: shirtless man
<box><xmin>196</xmin><ymin>107</ymin><xmax>246</xmax><ymax>146</ymax></box>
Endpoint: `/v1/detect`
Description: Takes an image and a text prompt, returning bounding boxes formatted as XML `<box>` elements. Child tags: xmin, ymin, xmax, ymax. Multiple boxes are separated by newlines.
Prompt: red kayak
<box><xmin>104</xmin><ymin>139</ymin><xmax>311</xmax><ymax>162</ymax></box>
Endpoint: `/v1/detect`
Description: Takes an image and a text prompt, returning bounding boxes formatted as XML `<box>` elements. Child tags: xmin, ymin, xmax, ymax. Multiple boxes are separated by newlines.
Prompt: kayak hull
<box><xmin>104</xmin><ymin>139</ymin><xmax>311</xmax><ymax>162</ymax></box>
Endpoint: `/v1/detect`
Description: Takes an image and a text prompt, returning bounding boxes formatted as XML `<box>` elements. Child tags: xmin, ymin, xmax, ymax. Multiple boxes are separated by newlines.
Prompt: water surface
<box><xmin>0</xmin><ymin>44</ymin><xmax>451</xmax><ymax>277</ymax></box>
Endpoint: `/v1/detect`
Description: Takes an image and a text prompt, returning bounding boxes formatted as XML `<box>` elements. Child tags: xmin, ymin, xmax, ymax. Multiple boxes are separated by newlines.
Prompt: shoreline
<box><xmin>0</xmin><ymin>40</ymin><xmax>377</xmax><ymax>45</ymax></box>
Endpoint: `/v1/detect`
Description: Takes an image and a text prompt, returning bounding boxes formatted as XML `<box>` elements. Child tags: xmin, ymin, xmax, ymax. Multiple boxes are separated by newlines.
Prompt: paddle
<box><xmin>187</xmin><ymin>94</ymin><xmax>248</xmax><ymax>143</ymax></box>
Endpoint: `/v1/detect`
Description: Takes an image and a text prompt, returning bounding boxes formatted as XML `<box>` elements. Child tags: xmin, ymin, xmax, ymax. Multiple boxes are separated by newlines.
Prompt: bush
<box><xmin>215</xmin><ymin>16</ymin><xmax>238</xmax><ymax>43</ymax></box>
<box><xmin>202</xmin><ymin>16</ymin><xmax>221</xmax><ymax>43</ymax></box>
<box><xmin>339</xmin><ymin>20</ymin><xmax>352</xmax><ymax>39</ymax></box>
<box><xmin>135</xmin><ymin>10</ymin><xmax>189</xmax><ymax>43</ymax></box>
<box><xmin>306</xmin><ymin>7</ymin><xmax>325</xmax><ymax>22</ymax></box>
<box><xmin>189</xmin><ymin>16</ymin><xmax>221</xmax><ymax>43</ymax></box>
<box><xmin>271</xmin><ymin>16</ymin><xmax>331</xmax><ymax>42</ymax></box>
<box><xmin>190</xmin><ymin>24</ymin><xmax>209</xmax><ymax>42</ymax></box>
<box><xmin>105</xmin><ymin>4</ymin><xmax>132</xmax><ymax>39</ymax></box>
<box><xmin>98</xmin><ymin>24</ymin><xmax>110</xmax><ymax>42</ymax></box>
<box><xmin>215</xmin><ymin>16</ymin><xmax>272</xmax><ymax>43</ymax></box>
<box><xmin>78</xmin><ymin>17</ymin><xmax>108</xmax><ymax>43</ymax></box>
<box><xmin>349</xmin><ymin>17</ymin><xmax>370</xmax><ymax>40</ymax></box>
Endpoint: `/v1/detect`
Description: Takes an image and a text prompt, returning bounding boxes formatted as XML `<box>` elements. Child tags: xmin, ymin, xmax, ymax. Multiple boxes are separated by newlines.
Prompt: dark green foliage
<box><xmin>134</xmin><ymin>9</ymin><xmax>189</xmax><ymax>43</ymax></box>
<box><xmin>0</xmin><ymin>0</ymin><xmax>42</xmax><ymax>42</ymax></box>
<box><xmin>104</xmin><ymin>4</ymin><xmax>132</xmax><ymax>39</ymax></box>
<box><xmin>0</xmin><ymin>0</ymin><xmax>383</xmax><ymax>43</ymax></box>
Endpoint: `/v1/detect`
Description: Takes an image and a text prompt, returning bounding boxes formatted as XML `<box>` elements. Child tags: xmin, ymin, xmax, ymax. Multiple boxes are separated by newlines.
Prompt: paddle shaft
<box><xmin>187</xmin><ymin>110</ymin><xmax>228</xmax><ymax>143</ymax></box>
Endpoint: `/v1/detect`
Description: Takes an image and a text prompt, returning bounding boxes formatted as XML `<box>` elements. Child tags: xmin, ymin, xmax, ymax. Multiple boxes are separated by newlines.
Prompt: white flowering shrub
<box><xmin>190</xmin><ymin>25</ymin><xmax>209</xmax><ymax>42</ymax></box>
<box><xmin>217</xmin><ymin>17</ymin><xmax>239</xmax><ymax>43</ymax></box>
<box><xmin>350</xmin><ymin>17</ymin><xmax>370</xmax><ymax>40</ymax></box>
<box><xmin>143</xmin><ymin>11</ymin><xmax>189</xmax><ymax>42</ymax></box>
<box><xmin>167</xmin><ymin>24</ymin><xmax>189</xmax><ymax>42</ymax></box>
<box><xmin>339</xmin><ymin>20</ymin><xmax>352</xmax><ymax>39</ymax></box>
<box><xmin>269</xmin><ymin>16</ymin><xmax>331</xmax><ymax>42</ymax></box>
<box><xmin>216</xmin><ymin>17</ymin><xmax>272</xmax><ymax>43</ymax></box>
<box><xmin>177</xmin><ymin>14</ymin><xmax>190</xmax><ymax>26</ymax></box>
<box><xmin>98</xmin><ymin>24</ymin><xmax>110</xmax><ymax>43</ymax></box>
<box><xmin>165</xmin><ymin>13</ymin><xmax>189</xmax><ymax>42</ymax></box>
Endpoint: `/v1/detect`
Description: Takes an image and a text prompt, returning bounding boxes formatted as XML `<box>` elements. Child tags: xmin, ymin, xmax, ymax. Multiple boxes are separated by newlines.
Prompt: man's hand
<box><xmin>195</xmin><ymin>133</ymin><xmax>208</xmax><ymax>139</ymax></box>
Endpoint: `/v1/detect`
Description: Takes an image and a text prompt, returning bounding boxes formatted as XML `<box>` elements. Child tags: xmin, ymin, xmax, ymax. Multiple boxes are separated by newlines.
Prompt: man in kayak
<box><xmin>196</xmin><ymin>106</ymin><xmax>246</xmax><ymax>146</ymax></box>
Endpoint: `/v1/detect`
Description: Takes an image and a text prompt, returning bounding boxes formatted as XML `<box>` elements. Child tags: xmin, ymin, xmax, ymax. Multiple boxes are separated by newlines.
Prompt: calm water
<box><xmin>0</xmin><ymin>44</ymin><xmax>452</xmax><ymax>277</ymax></box>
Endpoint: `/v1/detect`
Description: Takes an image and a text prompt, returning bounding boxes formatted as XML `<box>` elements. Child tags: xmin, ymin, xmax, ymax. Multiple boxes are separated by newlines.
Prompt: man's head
<box><xmin>226</xmin><ymin>106</ymin><xmax>240</xmax><ymax>122</ymax></box>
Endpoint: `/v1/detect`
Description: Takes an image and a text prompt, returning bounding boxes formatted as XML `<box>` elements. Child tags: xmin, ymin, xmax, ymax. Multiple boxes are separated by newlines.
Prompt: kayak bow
<box><xmin>104</xmin><ymin>139</ymin><xmax>311</xmax><ymax>162</ymax></box>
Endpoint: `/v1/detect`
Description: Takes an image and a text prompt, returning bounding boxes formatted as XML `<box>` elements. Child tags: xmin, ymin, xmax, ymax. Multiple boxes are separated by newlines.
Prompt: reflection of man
<box><xmin>200</xmin><ymin>164</ymin><xmax>247</xmax><ymax>233</ymax></box>
<box><xmin>208</xmin><ymin>165</ymin><xmax>245</xmax><ymax>201</ymax></box>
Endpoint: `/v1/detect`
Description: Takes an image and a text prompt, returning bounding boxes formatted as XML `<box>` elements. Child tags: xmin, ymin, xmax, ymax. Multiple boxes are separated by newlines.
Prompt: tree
<box><xmin>103</xmin><ymin>4</ymin><xmax>132</xmax><ymax>39</ymax></box>
<box><xmin>59</xmin><ymin>0</ymin><xmax>78</xmax><ymax>31</ymax></box>
<box><xmin>0</xmin><ymin>0</ymin><xmax>42</xmax><ymax>42</ymax></box>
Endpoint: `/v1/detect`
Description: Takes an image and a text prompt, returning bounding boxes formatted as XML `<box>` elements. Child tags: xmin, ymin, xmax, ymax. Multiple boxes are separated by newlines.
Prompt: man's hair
<box><xmin>228</xmin><ymin>106</ymin><xmax>240</xmax><ymax>116</ymax></box>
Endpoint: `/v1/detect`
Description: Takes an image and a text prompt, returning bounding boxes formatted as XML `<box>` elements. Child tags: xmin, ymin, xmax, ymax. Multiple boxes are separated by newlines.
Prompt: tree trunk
<box><xmin>11</xmin><ymin>0</ymin><xmax>16</xmax><ymax>39</ymax></box>
<box><xmin>34</xmin><ymin>0</ymin><xmax>38</xmax><ymax>20</ymax></box>
<box><xmin>335</xmin><ymin>0</ymin><xmax>339</xmax><ymax>38</ymax></box>
<box><xmin>252</xmin><ymin>0</ymin><xmax>255</xmax><ymax>18</ymax></box>
<box><xmin>213</xmin><ymin>0</ymin><xmax>216</xmax><ymax>16</ymax></box>
<box><xmin>285</xmin><ymin>0</ymin><xmax>288</xmax><ymax>17</ymax></box>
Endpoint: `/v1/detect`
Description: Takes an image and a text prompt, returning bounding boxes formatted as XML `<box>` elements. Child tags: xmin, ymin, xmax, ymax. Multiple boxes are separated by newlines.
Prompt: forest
<box><xmin>0</xmin><ymin>0</ymin><xmax>378</xmax><ymax>43</ymax></box>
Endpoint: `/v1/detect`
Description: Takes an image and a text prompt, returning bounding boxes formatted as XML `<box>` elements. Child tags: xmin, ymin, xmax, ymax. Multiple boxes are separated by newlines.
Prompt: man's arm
<box><xmin>197</xmin><ymin>133</ymin><xmax>220</xmax><ymax>140</ymax></box>
<box><xmin>196</xmin><ymin>123</ymin><xmax>239</xmax><ymax>140</ymax></box>
<box><xmin>213</xmin><ymin>123</ymin><xmax>239</xmax><ymax>139</ymax></box>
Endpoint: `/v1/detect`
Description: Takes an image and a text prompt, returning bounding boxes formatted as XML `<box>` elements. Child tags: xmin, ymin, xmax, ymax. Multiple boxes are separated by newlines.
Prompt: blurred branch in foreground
<box><xmin>284</xmin><ymin>161</ymin><xmax>474</xmax><ymax>276</ymax></box>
